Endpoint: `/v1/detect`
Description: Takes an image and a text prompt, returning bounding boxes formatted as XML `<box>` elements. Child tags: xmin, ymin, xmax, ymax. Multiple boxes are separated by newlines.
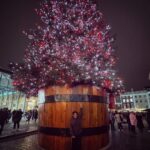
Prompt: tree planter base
<box><xmin>38</xmin><ymin>85</ymin><xmax>109</xmax><ymax>150</ymax></box>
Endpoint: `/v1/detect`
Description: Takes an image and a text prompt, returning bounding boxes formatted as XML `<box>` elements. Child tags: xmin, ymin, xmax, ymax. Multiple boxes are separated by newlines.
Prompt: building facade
<box><xmin>0</xmin><ymin>68</ymin><xmax>38</xmax><ymax>111</ymax></box>
<box><xmin>120</xmin><ymin>90</ymin><xmax>150</xmax><ymax>111</ymax></box>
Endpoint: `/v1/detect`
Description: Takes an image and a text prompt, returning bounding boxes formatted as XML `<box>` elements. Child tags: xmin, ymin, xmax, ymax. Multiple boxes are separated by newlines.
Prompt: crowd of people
<box><xmin>0</xmin><ymin>108</ymin><xmax>38</xmax><ymax>135</ymax></box>
<box><xmin>109</xmin><ymin>110</ymin><xmax>150</xmax><ymax>135</ymax></box>
<box><xmin>25</xmin><ymin>109</ymin><xmax>38</xmax><ymax>124</ymax></box>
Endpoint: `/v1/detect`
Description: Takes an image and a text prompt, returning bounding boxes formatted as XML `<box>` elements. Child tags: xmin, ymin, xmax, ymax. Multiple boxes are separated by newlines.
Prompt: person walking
<box><xmin>146</xmin><ymin>110</ymin><xmax>150</xmax><ymax>132</ymax></box>
<box><xmin>32</xmin><ymin>109</ymin><xmax>38</xmax><ymax>123</ymax></box>
<box><xmin>136</xmin><ymin>112</ymin><xmax>144</xmax><ymax>133</ymax></box>
<box><xmin>129</xmin><ymin>112</ymin><xmax>137</xmax><ymax>135</ymax></box>
<box><xmin>109</xmin><ymin>111</ymin><xmax>115</xmax><ymax>131</ymax></box>
<box><xmin>70</xmin><ymin>107</ymin><xmax>83</xmax><ymax>150</ymax></box>
<box><xmin>126</xmin><ymin>111</ymin><xmax>131</xmax><ymax>131</ymax></box>
<box><xmin>25</xmin><ymin>110</ymin><xmax>32</xmax><ymax>124</ymax></box>
<box><xmin>0</xmin><ymin>109</ymin><xmax>7</xmax><ymax>135</ymax></box>
<box><xmin>12</xmin><ymin>109</ymin><xmax>23</xmax><ymax>130</ymax></box>
<box><xmin>115</xmin><ymin>111</ymin><xmax>123</xmax><ymax>131</ymax></box>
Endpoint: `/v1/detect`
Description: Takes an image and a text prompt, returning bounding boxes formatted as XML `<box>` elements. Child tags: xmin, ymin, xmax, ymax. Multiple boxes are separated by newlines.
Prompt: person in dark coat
<box><xmin>136</xmin><ymin>112</ymin><xmax>144</xmax><ymax>133</ymax></box>
<box><xmin>109</xmin><ymin>111</ymin><xmax>115</xmax><ymax>131</ymax></box>
<box><xmin>126</xmin><ymin>111</ymin><xmax>131</xmax><ymax>131</ymax></box>
<box><xmin>32</xmin><ymin>109</ymin><xmax>38</xmax><ymax>123</ymax></box>
<box><xmin>12</xmin><ymin>109</ymin><xmax>23</xmax><ymax>129</ymax></box>
<box><xmin>0</xmin><ymin>109</ymin><xmax>7</xmax><ymax>135</ymax></box>
<box><xmin>147</xmin><ymin>110</ymin><xmax>150</xmax><ymax>132</ymax></box>
<box><xmin>70</xmin><ymin>107</ymin><xmax>83</xmax><ymax>150</ymax></box>
<box><xmin>25</xmin><ymin>110</ymin><xmax>32</xmax><ymax>124</ymax></box>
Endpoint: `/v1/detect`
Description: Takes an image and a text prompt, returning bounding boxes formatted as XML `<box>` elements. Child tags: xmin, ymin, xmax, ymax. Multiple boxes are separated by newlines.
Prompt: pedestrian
<box><xmin>109</xmin><ymin>111</ymin><xmax>115</xmax><ymax>131</ymax></box>
<box><xmin>32</xmin><ymin>109</ymin><xmax>38</xmax><ymax>123</ymax></box>
<box><xmin>146</xmin><ymin>110</ymin><xmax>150</xmax><ymax>132</ymax></box>
<box><xmin>25</xmin><ymin>110</ymin><xmax>32</xmax><ymax>124</ymax></box>
<box><xmin>7</xmin><ymin>109</ymin><xmax>12</xmax><ymax>123</ymax></box>
<box><xmin>115</xmin><ymin>111</ymin><xmax>123</xmax><ymax>131</ymax></box>
<box><xmin>129</xmin><ymin>112</ymin><xmax>137</xmax><ymax>134</ymax></box>
<box><xmin>136</xmin><ymin>112</ymin><xmax>144</xmax><ymax>133</ymax></box>
<box><xmin>12</xmin><ymin>109</ymin><xmax>23</xmax><ymax>130</ymax></box>
<box><xmin>70</xmin><ymin>107</ymin><xmax>83</xmax><ymax>150</ymax></box>
<box><xmin>126</xmin><ymin>111</ymin><xmax>131</xmax><ymax>131</ymax></box>
<box><xmin>0</xmin><ymin>109</ymin><xmax>7</xmax><ymax>135</ymax></box>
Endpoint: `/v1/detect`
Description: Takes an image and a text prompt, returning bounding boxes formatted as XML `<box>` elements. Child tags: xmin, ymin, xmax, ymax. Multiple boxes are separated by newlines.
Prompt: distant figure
<box><xmin>32</xmin><ymin>109</ymin><xmax>38</xmax><ymax>123</ymax></box>
<box><xmin>12</xmin><ymin>109</ymin><xmax>23</xmax><ymax>129</ymax></box>
<box><xmin>129</xmin><ymin>112</ymin><xmax>137</xmax><ymax>134</ymax></box>
<box><xmin>136</xmin><ymin>112</ymin><xmax>144</xmax><ymax>133</ymax></box>
<box><xmin>146</xmin><ymin>110</ymin><xmax>150</xmax><ymax>132</ymax></box>
<box><xmin>126</xmin><ymin>111</ymin><xmax>131</xmax><ymax>131</ymax></box>
<box><xmin>25</xmin><ymin>110</ymin><xmax>32</xmax><ymax>124</ymax></box>
<box><xmin>115</xmin><ymin>111</ymin><xmax>123</xmax><ymax>131</ymax></box>
<box><xmin>109</xmin><ymin>111</ymin><xmax>115</xmax><ymax>131</ymax></box>
<box><xmin>70</xmin><ymin>107</ymin><xmax>83</xmax><ymax>150</ymax></box>
<box><xmin>0</xmin><ymin>109</ymin><xmax>7</xmax><ymax>135</ymax></box>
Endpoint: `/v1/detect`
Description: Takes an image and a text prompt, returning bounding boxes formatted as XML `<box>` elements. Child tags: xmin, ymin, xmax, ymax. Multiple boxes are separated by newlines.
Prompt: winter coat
<box><xmin>129</xmin><ymin>113</ymin><xmax>137</xmax><ymax>126</ymax></box>
<box><xmin>115</xmin><ymin>114</ymin><xmax>122</xmax><ymax>123</ymax></box>
<box><xmin>136</xmin><ymin>114</ymin><xmax>144</xmax><ymax>129</ymax></box>
<box><xmin>70</xmin><ymin>108</ymin><xmax>83</xmax><ymax>137</ymax></box>
<box><xmin>12</xmin><ymin>110</ymin><xmax>23</xmax><ymax>122</ymax></box>
<box><xmin>0</xmin><ymin>110</ymin><xmax>7</xmax><ymax>124</ymax></box>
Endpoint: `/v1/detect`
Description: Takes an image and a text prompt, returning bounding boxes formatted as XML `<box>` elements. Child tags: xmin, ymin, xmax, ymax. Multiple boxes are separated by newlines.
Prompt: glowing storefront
<box><xmin>0</xmin><ymin>68</ymin><xmax>38</xmax><ymax>111</ymax></box>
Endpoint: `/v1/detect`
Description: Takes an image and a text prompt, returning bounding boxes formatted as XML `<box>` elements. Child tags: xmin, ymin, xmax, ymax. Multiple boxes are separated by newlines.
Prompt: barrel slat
<box><xmin>82</xmin><ymin>102</ymin><xmax>89</xmax><ymax>128</ymax></box>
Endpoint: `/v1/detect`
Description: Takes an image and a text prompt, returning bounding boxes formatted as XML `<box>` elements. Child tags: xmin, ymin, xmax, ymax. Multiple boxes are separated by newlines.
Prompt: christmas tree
<box><xmin>10</xmin><ymin>0</ymin><xmax>124</xmax><ymax>96</ymax></box>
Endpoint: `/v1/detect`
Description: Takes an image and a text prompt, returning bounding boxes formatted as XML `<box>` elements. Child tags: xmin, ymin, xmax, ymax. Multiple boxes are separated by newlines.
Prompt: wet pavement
<box><xmin>0</xmin><ymin>135</ymin><xmax>42</xmax><ymax>150</ymax></box>
<box><xmin>0</xmin><ymin>125</ymin><xmax>150</xmax><ymax>150</ymax></box>
<box><xmin>108</xmin><ymin>129</ymin><xmax>150</xmax><ymax>150</ymax></box>
<box><xmin>0</xmin><ymin>118</ymin><xmax>38</xmax><ymax>139</ymax></box>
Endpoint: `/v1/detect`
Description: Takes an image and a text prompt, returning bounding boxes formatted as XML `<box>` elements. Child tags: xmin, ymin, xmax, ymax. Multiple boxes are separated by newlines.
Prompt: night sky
<box><xmin>0</xmin><ymin>0</ymin><xmax>150</xmax><ymax>91</ymax></box>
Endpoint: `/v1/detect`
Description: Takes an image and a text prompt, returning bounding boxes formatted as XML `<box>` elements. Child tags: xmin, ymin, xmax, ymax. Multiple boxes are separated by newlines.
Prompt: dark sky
<box><xmin>0</xmin><ymin>0</ymin><xmax>150</xmax><ymax>91</ymax></box>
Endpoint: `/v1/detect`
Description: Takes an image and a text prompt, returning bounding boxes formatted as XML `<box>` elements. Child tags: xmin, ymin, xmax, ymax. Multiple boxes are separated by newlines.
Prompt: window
<box><xmin>139</xmin><ymin>95</ymin><xmax>141</xmax><ymax>98</ymax></box>
<box><xmin>123</xmin><ymin>99</ymin><xmax>126</xmax><ymax>103</ymax></box>
<box><xmin>136</xmin><ymin>100</ymin><xmax>138</xmax><ymax>103</ymax></box>
<box><xmin>140</xmin><ymin>100</ymin><xmax>142</xmax><ymax>103</ymax></box>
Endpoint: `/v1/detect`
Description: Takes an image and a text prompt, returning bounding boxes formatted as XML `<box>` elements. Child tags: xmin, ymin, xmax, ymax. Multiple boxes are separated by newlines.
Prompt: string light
<box><xmin>9</xmin><ymin>0</ymin><xmax>124</xmax><ymax>96</ymax></box>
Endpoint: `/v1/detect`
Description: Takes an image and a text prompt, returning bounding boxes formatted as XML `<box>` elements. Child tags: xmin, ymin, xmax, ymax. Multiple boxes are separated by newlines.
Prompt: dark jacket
<box><xmin>136</xmin><ymin>114</ymin><xmax>144</xmax><ymax>129</ymax></box>
<box><xmin>70</xmin><ymin>108</ymin><xmax>83</xmax><ymax>137</ymax></box>
<box><xmin>0</xmin><ymin>110</ymin><xmax>7</xmax><ymax>124</ymax></box>
<box><xmin>147</xmin><ymin>111</ymin><xmax>150</xmax><ymax>122</ymax></box>
<box><xmin>12</xmin><ymin>110</ymin><xmax>23</xmax><ymax>122</ymax></box>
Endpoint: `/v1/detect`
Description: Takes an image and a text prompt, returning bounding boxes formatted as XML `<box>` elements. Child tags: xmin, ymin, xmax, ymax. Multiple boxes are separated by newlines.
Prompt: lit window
<box><xmin>123</xmin><ymin>99</ymin><xmax>126</xmax><ymax>103</ymax></box>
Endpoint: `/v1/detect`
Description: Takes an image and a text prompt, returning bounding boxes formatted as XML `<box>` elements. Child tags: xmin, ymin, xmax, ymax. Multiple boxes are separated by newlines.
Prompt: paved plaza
<box><xmin>0</xmin><ymin>124</ymin><xmax>150</xmax><ymax>150</ymax></box>
<box><xmin>0</xmin><ymin>118</ymin><xmax>38</xmax><ymax>140</ymax></box>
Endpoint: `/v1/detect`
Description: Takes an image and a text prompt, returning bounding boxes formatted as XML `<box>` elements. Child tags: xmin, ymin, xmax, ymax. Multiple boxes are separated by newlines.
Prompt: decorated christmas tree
<box><xmin>10</xmin><ymin>0</ymin><xmax>124</xmax><ymax>96</ymax></box>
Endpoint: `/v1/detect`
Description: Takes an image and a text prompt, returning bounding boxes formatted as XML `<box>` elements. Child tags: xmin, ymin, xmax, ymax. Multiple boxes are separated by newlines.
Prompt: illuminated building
<box><xmin>120</xmin><ymin>90</ymin><xmax>150</xmax><ymax>111</ymax></box>
<box><xmin>0</xmin><ymin>68</ymin><xmax>38</xmax><ymax>111</ymax></box>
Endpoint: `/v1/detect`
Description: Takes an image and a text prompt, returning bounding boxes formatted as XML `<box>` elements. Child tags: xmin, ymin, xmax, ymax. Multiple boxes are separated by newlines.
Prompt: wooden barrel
<box><xmin>38</xmin><ymin>85</ymin><xmax>109</xmax><ymax>150</ymax></box>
